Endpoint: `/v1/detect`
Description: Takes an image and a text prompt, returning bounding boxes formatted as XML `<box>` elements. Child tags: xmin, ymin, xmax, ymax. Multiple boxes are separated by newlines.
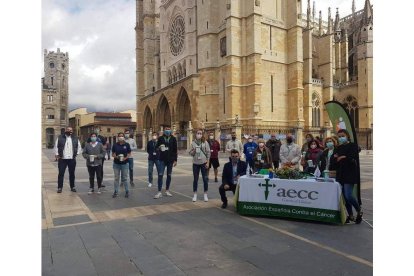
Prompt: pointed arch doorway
<box><xmin>157</xmin><ymin>95</ymin><xmax>171</xmax><ymax>129</ymax></box>
<box><xmin>176</xmin><ymin>88</ymin><xmax>191</xmax><ymax>149</ymax></box>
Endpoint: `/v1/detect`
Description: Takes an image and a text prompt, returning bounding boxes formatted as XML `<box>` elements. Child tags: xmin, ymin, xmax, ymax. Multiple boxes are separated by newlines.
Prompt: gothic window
<box><xmin>169</xmin><ymin>15</ymin><xmax>185</xmax><ymax>56</ymax></box>
<box><xmin>60</xmin><ymin>109</ymin><xmax>66</xmax><ymax>120</ymax></box>
<box><xmin>51</xmin><ymin>77</ymin><xmax>54</xmax><ymax>86</ymax></box>
<box><xmin>168</xmin><ymin>70</ymin><xmax>172</xmax><ymax>84</ymax></box>
<box><xmin>312</xmin><ymin>93</ymin><xmax>321</xmax><ymax>127</ymax></box>
<box><xmin>343</xmin><ymin>95</ymin><xmax>359</xmax><ymax>128</ymax></box>
<box><xmin>45</xmin><ymin>108</ymin><xmax>55</xmax><ymax>120</ymax></box>
<box><xmin>220</xmin><ymin>37</ymin><xmax>227</xmax><ymax>57</ymax></box>
<box><xmin>172</xmin><ymin>67</ymin><xmax>177</xmax><ymax>83</ymax></box>
<box><xmin>178</xmin><ymin>64</ymin><xmax>183</xmax><ymax>79</ymax></box>
<box><xmin>47</xmin><ymin>95</ymin><xmax>53</xmax><ymax>102</ymax></box>
<box><xmin>49</xmin><ymin>62</ymin><xmax>54</xmax><ymax>68</ymax></box>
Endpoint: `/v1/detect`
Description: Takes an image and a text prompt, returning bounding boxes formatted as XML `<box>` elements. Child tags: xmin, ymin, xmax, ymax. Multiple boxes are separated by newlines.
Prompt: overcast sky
<box><xmin>42</xmin><ymin>0</ymin><xmax>367</xmax><ymax>112</ymax></box>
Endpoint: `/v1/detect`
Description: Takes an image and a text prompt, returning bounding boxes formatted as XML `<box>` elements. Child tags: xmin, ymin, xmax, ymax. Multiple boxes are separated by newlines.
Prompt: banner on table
<box><xmin>237</xmin><ymin>177</ymin><xmax>344</xmax><ymax>224</ymax></box>
<box><xmin>324</xmin><ymin>100</ymin><xmax>361</xmax><ymax>205</ymax></box>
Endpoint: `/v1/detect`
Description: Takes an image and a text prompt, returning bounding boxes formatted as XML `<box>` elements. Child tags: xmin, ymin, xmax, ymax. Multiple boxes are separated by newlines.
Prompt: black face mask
<box><xmin>65</xmin><ymin>131</ymin><xmax>72</xmax><ymax>136</ymax></box>
<box><xmin>286</xmin><ymin>138</ymin><xmax>293</xmax><ymax>143</ymax></box>
<box><xmin>231</xmin><ymin>157</ymin><xmax>239</xmax><ymax>163</ymax></box>
<box><xmin>231</xmin><ymin>137</ymin><xmax>236</xmax><ymax>141</ymax></box>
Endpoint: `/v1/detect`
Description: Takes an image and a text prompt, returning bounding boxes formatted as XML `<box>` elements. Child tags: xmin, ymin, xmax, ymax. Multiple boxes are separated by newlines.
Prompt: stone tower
<box><xmin>41</xmin><ymin>48</ymin><xmax>69</xmax><ymax>148</ymax></box>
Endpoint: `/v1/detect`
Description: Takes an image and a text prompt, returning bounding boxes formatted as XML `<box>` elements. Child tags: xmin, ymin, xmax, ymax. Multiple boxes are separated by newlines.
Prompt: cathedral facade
<box><xmin>41</xmin><ymin>48</ymin><xmax>69</xmax><ymax>148</ymax></box>
<box><xmin>135</xmin><ymin>0</ymin><xmax>373</xmax><ymax>149</ymax></box>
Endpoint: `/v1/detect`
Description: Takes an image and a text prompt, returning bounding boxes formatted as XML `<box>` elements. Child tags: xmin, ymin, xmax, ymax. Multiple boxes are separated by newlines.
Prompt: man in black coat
<box><xmin>154</xmin><ymin>126</ymin><xmax>178</xmax><ymax>199</ymax></box>
<box><xmin>219</xmin><ymin>149</ymin><xmax>247</xmax><ymax>209</ymax></box>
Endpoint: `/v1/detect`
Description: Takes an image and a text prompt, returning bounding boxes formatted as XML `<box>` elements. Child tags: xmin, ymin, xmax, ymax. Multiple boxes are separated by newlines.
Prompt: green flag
<box><xmin>324</xmin><ymin>101</ymin><xmax>361</xmax><ymax>205</ymax></box>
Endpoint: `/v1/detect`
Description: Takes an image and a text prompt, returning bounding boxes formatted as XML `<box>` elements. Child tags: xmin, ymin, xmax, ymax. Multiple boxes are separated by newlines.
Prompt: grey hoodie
<box><xmin>189</xmin><ymin>140</ymin><xmax>211</xmax><ymax>165</ymax></box>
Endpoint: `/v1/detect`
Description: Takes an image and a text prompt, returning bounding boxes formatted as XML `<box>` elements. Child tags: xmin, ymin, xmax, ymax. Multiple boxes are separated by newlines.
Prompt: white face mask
<box><xmin>259</xmin><ymin>143</ymin><xmax>264</xmax><ymax>147</ymax></box>
<box><xmin>196</xmin><ymin>134</ymin><xmax>202</xmax><ymax>139</ymax></box>
<box><xmin>118</xmin><ymin>137</ymin><xmax>125</xmax><ymax>142</ymax></box>
<box><xmin>209</xmin><ymin>136</ymin><xmax>214</xmax><ymax>140</ymax></box>
<box><xmin>152</xmin><ymin>136</ymin><xmax>157</xmax><ymax>140</ymax></box>
<box><xmin>248</xmin><ymin>139</ymin><xmax>253</xmax><ymax>143</ymax></box>
<box><xmin>125</xmin><ymin>134</ymin><xmax>130</xmax><ymax>139</ymax></box>
<box><xmin>310</xmin><ymin>144</ymin><xmax>317</xmax><ymax>149</ymax></box>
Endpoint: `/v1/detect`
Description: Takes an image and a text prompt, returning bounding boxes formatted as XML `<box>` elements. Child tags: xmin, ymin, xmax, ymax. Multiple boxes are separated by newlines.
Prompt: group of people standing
<box><xmin>54</xmin><ymin>126</ymin><xmax>362</xmax><ymax>224</ymax></box>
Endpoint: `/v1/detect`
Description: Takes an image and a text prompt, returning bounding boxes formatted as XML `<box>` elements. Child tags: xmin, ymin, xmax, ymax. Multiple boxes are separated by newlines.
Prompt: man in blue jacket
<box><xmin>243</xmin><ymin>135</ymin><xmax>257</xmax><ymax>170</ymax></box>
<box><xmin>218</xmin><ymin>149</ymin><xmax>247</xmax><ymax>209</ymax></box>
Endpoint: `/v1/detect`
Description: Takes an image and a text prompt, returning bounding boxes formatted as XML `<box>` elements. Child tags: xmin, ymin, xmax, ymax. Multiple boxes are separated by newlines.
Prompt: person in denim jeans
<box><xmin>111</xmin><ymin>132</ymin><xmax>131</xmax><ymax>198</ymax></box>
<box><xmin>146</xmin><ymin>132</ymin><xmax>160</xmax><ymax>188</ymax></box>
<box><xmin>189</xmin><ymin>129</ymin><xmax>211</xmax><ymax>202</ymax></box>
<box><xmin>124</xmin><ymin>129</ymin><xmax>137</xmax><ymax>187</ymax></box>
<box><xmin>330</xmin><ymin>129</ymin><xmax>363</xmax><ymax>224</ymax></box>
<box><xmin>154</xmin><ymin>126</ymin><xmax>177</xmax><ymax>199</ymax></box>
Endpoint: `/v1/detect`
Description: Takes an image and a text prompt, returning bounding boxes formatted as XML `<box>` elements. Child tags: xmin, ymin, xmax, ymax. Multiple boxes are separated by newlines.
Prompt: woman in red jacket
<box><xmin>207</xmin><ymin>132</ymin><xmax>221</xmax><ymax>182</ymax></box>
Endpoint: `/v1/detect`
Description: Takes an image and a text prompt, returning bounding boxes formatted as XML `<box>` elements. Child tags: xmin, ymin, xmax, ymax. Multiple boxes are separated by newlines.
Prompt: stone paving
<box><xmin>42</xmin><ymin>149</ymin><xmax>373</xmax><ymax>275</ymax></box>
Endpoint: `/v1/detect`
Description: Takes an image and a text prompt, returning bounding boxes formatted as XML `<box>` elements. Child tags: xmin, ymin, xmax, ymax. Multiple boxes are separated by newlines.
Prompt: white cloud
<box><xmin>80</xmin><ymin>64</ymin><xmax>116</xmax><ymax>82</ymax></box>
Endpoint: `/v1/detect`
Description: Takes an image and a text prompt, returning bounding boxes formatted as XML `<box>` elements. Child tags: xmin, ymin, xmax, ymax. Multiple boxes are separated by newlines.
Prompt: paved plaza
<box><xmin>42</xmin><ymin>149</ymin><xmax>373</xmax><ymax>276</ymax></box>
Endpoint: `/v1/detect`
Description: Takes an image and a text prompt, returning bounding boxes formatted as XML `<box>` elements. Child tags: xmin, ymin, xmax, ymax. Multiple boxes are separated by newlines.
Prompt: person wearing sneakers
<box><xmin>124</xmin><ymin>129</ymin><xmax>137</xmax><ymax>187</ymax></box>
<box><xmin>330</xmin><ymin>129</ymin><xmax>363</xmax><ymax>224</ymax></box>
<box><xmin>219</xmin><ymin>149</ymin><xmax>247</xmax><ymax>209</ymax></box>
<box><xmin>154</xmin><ymin>126</ymin><xmax>177</xmax><ymax>199</ymax></box>
<box><xmin>189</xmin><ymin>129</ymin><xmax>211</xmax><ymax>202</ymax></box>
<box><xmin>146</xmin><ymin>132</ymin><xmax>160</xmax><ymax>188</ymax></box>
<box><xmin>111</xmin><ymin>132</ymin><xmax>131</xmax><ymax>198</ymax></box>
<box><xmin>207</xmin><ymin>132</ymin><xmax>220</xmax><ymax>182</ymax></box>
<box><xmin>82</xmin><ymin>133</ymin><xmax>106</xmax><ymax>194</ymax></box>
<box><xmin>54</xmin><ymin>126</ymin><xmax>82</xmax><ymax>193</ymax></box>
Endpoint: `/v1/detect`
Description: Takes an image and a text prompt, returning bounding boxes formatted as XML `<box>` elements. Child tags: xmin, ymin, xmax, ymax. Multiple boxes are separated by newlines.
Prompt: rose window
<box><xmin>169</xmin><ymin>15</ymin><xmax>185</xmax><ymax>56</ymax></box>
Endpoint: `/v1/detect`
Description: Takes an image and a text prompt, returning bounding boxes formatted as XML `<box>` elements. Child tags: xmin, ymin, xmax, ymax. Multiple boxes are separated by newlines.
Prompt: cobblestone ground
<box><xmin>42</xmin><ymin>149</ymin><xmax>373</xmax><ymax>276</ymax></box>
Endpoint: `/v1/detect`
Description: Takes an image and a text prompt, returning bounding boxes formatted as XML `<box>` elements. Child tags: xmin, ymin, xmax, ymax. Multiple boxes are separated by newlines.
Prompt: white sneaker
<box><xmin>88</xmin><ymin>188</ymin><xmax>94</xmax><ymax>194</ymax></box>
<box><xmin>154</xmin><ymin>192</ymin><xmax>162</xmax><ymax>199</ymax></box>
<box><xmin>148</xmin><ymin>183</ymin><xmax>152</xmax><ymax>188</ymax></box>
<box><xmin>192</xmin><ymin>193</ymin><xmax>197</xmax><ymax>202</ymax></box>
<box><xmin>97</xmin><ymin>188</ymin><xmax>102</xmax><ymax>194</ymax></box>
<box><xmin>165</xmin><ymin>190</ymin><xmax>173</xmax><ymax>197</ymax></box>
<box><xmin>204</xmin><ymin>193</ymin><xmax>208</xmax><ymax>202</ymax></box>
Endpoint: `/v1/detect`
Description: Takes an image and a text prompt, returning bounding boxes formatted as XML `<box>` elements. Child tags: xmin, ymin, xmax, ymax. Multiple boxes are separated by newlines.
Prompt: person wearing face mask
<box><xmin>154</xmin><ymin>126</ymin><xmax>178</xmax><ymax>199</ymax></box>
<box><xmin>82</xmin><ymin>133</ymin><xmax>106</xmax><ymax>194</ymax></box>
<box><xmin>318</xmin><ymin>137</ymin><xmax>337</xmax><ymax>175</ymax></box>
<box><xmin>146</xmin><ymin>132</ymin><xmax>160</xmax><ymax>188</ymax></box>
<box><xmin>207</xmin><ymin>132</ymin><xmax>221</xmax><ymax>182</ymax></box>
<box><xmin>243</xmin><ymin>135</ymin><xmax>257</xmax><ymax>171</ymax></box>
<box><xmin>124</xmin><ymin>130</ymin><xmax>137</xmax><ymax>187</ymax></box>
<box><xmin>253</xmin><ymin>139</ymin><xmax>272</xmax><ymax>173</ymax></box>
<box><xmin>279</xmin><ymin>133</ymin><xmax>302</xmax><ymax>169</ymax></box>
<box><xmin>301</xmin><ymin>133</ymin><xmax>314</xmax><ymax>153</ymax></box>
<box><xmin>330</xmin><ymin>129</ymin><xmax>363</xmax><ymax>224</ymax></box>
<box><xmin>87</xmin><ymin>129</ymin><xmax>107</xmax><ymax>188</ymax></box>
<box><xmin>111</xmin><ymin>132</ymin><xmax>131</xmax><ymax>198</ymax></box>
<box><xmin>54</xmin><ymin>127</ymin><xmax>82</xmax><ymax>193</ymax></box>
<box><xmin>189</xmin><ymin>129</ymin><xmax>211</xmax><ymax>202</ymax></box>
<box><xmin>225</xmin><ymin>132</ymin><xmax>243</xmax><ymax>156</ymax></box>
<box><xmin>219</xmin><ymin>150</ymin><xmax>247</xmax><ymax>209</ymax></box>
<box><xmin>302</xmin><ymin>139</ymin><xmax>323</xmax><ymax>174</ymax></box>
<box><xmin>265</xmin><ymin>134</ymin><xmax>282</xmax><ymax>169</ymax></box>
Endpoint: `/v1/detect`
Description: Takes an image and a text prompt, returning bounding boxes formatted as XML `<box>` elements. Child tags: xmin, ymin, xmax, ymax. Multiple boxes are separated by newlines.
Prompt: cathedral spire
<box><xmin>352</xmin><ymin>0</ymin><xmax>356</xmax><ymax>15</ymax></box>
<box><xmin>363</xmin><ymin>0</ymin><xmax>373</xmax><ymax>25</ymax></box>
<box><xmin>306</xmin><ymin>0</ymin><xmax>311</xmax><ymax>29</ymax></box>
<box><xmin>327</xmin><ymin>7</ymin><xmax>332</xmax><ymax>34</ymax></box>
<box><xmin>312</xmin><ymin>1</ymin><xmax>316</xmax><ymax>25</ymax></box>
<box><xmin>334</xmin><ymin>8</ymin><xmax>340</xmax><ymax>31</ymax></box>
<box><xmin>319</xmin><ymin>10</ymin><xmax>323</xmax><ymax>36</ymax></box>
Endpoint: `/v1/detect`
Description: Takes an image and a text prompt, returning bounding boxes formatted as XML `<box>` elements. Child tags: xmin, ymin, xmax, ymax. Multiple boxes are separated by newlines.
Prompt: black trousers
<box><xmin>272</xmin><ymin>161</ymin><xmax>279</xmax><ymax>169</ymax></box>
<box><xmin>58</xmin><ymin>158</ymin><xmax>76</xmax><ymax>189</ymax></box>
<box><xmin>100</xmin><ymin>158</ymin><xmax>105</xmax><ymax>179</ymax></box>
<box><xmin>87</xmin><ymin>165</ymin><xmax>103</xmax><ymax>189</ymax></box>
<box><xmin>219</xmin><ymin>183</ymin><xmax>237</xmax><ymax>204</ymax></box>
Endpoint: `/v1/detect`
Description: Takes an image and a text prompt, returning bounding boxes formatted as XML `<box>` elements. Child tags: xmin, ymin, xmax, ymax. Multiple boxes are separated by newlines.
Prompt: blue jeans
<box><xmin>113</xmin><ymin>163</ymin><xmax>129</xmax><ymax>193</ymax></box>
<box><xmin>193</xmin><ymin>163</ymin><xmax>208</xmax><ymax>192</ymax></box>
<box><xmin>127</xmin><ymin>158</ymin><xmax>134</xmax><ymax>182</ymax></box>
<box><xmin>157</xmin><ymin>161</ymin><xmax>173</xmax><ymax>192</ymax></box>
<box><xmin>342</xmin><ymin>183</ymin><xmax>360</xmax><ymax>216</ymax></box>
<box><xmin>148</xmin><ymin>159</ymin><xmax>160</xmax><ymax>184</ymax></box>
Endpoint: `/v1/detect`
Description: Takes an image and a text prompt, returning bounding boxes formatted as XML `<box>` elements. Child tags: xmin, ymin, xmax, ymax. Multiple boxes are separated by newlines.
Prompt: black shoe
<box><xmin>355</xmin><ymin>211</ymin><xmax>363</xmax><ymax>224</ymax></box>
<box><xmin>221</xmin><ymin>202</ymin><xmax>227</xmax><ymax>209</ymax></box>
<box><xmin>130</xmin><ymin>182</ymin><xmax>135</xmax><ymax>187</ymax></box>
<box><xmin>125</xmin><ymin>192</ymin><xmax>129</xmax><ymax>198</ymax></box>
<box><xmin>345</xmin><ymin>216</ymin><xmax>355</xmax><ymax>224</ymax></box>
<box><xmin>101</xmin><ymin>184</ymin><xmax>106</xmax><ymax>188</ymax></box>
<box><xmin>112</xmin><ymin>192</ymin><xmax>118</xmax><ymax>198</ymax></box>
<box><xmin>71</xmin><ymin>188</ymin><xmax>77</xmax><ymax>192</ymax></box>
<box><xmin>215</xmin><ymin>177</ymin><xmax>218</xmax><ymax>182</ymax></box>
<box><xmin>57</xmin><ymin>188</ymin><xmax>62</xmax><ymax>193</ymax></box>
